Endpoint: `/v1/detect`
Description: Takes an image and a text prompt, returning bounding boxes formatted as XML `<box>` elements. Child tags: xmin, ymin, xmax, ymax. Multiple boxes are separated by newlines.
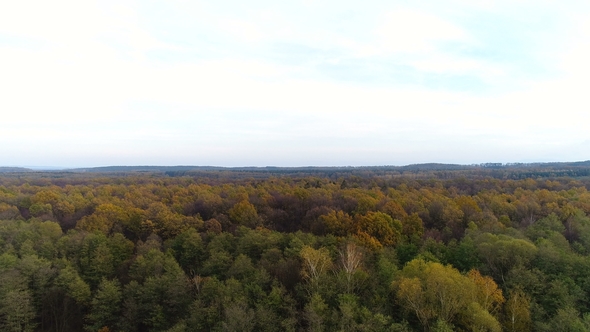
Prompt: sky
<box><xmin>1</xmin><ymin>0</ymin><xmax>590</xmax><ymax>168</ymax></box>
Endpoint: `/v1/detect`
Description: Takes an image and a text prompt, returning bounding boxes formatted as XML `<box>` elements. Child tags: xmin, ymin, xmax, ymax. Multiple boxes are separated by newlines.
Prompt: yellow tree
<box><xmin>503</xmin><ymin>288</ymin><xmax>531</xmax><ymax>332</ymax></box>
<box><xmin>455</xmin><ymin>196</ymin><xmax>483</xmax><ymax>224</ymax></box>
<box><xmin>466</xmin><ymin>269</ymin><xmax>504</xmax><ymax>314</ymax></box>
<box><xmin>300</xmin><ymin>246</ymin><xmax>332</xmax><ymax>293</ymax></box>
<box><xmin>76</xmin><ymin>203</ymin><xmax>129</xmax><ymax>234</ymax></box>
<box><xmin>394</xmin><ymin>259</ymin><xmax>472</xmax><ymax>330</ymax></box>
<box><xmin>320</xmin><ymin>210</ymin><xmax>354</xmax><ymax>237</ymax></box>
<box><xmin>461</xmin><ymin>302</ymin><xmax>502</xmax><ymax>332</ymax></box>
<box><xmin>396</xmin><ymin>277</ymin><xmax>433</xmax><ymax>329</ymax></box>
<box><xmin>229</xmin><ymin>200</ymin><xmax>259</xmax><ymax>228</ymax></box>
<box><xmin>394</xmin><ymin>259</ymin><xmax>502</xmax><ymax>331</ymax></box>
<box><xmin>380</xmin><ymin>200</ymin><xmax>408</xmax><ymax>220</ymax></box>
<box><xmin>354</xmin><ymin>211</ymin><xmax>401</xmax><ymax>248</ymax></box>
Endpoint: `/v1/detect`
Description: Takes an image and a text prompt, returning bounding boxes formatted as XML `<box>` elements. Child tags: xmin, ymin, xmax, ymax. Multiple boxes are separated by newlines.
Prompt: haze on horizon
<box><xmin>2</xmin><ymin>1</ymin><xmax>590</xmax><ymax>168</ymax></box>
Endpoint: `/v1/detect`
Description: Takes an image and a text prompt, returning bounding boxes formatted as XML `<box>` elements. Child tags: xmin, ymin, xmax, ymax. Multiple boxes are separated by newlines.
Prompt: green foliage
<box><xmin>56</xmin><ymin>264</ymin><xmax>91</xmax><ymax>304</ymax></box>
<box><xmin>0</xmin><ymin>289</ymin><xmax>36</xmax><ymax>332</ymax></box>
<box><xmin>304</xmin><ymin>293</ymin><xmax>329</xmax><ymax>332</ymax></box>
<box><xmin>526</xmin><ymin>213</ymin><xmax>566</xmax><ymax>241</ymax></box>
<box><xmin>430</xmin><ymin>319</ymin><xmax>454</xmax><ymax>332</ymax></box>
<box><xmin>167</xmin><ymin>228</ymin><xmax>204</xmax><ymax>275</ymax></box>
<box><xmin>548</xmin><ymin>306</ymin><xmax>590</xmax><ymax>332</ymax></box>
<box><xmin>85</xmin><ymin>278</ymin><xmax>122</xmax><ymax>332</ymax></box>
<box><xmin>474</xmin><ymin>232</ymin><xmax>538</xmax><ymax>282</ymax></box>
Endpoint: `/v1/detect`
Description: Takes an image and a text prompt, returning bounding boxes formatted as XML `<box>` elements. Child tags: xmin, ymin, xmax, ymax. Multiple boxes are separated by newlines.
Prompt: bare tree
<box><xmin>339</xmin><ymin>242</ymin><xmax>363</xmax><ymax>294</ymax></box>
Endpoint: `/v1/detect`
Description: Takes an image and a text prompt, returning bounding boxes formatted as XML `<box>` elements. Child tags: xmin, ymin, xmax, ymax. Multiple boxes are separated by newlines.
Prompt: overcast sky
<box><xmin>1</xmin><ymin>0</ymin><xmax>589</xmax><ymax>168</ymax></box>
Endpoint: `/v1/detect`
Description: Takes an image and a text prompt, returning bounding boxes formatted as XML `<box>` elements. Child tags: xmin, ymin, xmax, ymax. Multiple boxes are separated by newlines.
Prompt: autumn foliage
<box><xmin>1</xmin><ymin>169</ymin><xmax>590</xmax><ymax>331</ymax></box>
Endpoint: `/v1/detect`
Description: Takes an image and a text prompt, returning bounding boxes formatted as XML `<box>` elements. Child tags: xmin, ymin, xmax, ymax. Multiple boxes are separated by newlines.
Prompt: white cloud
<box><xmin>0</xmin><ymin>1</ymin><xmax>102</xmax><ymax>42</ymax></box>
<box><xmin>376</xmin><ymin>9</ymin><xmax>470</xmax><ymax>54</ymax></box>
<box><xmin>219</xmin><ymin>17</ymin><xmax>265</xmax><ymax>43</ymax></box>
<box><xmin>407</xmin><ymin>54</ymin><xmax>506</xmax><ymax>80</ymax></box>
<box><xmin>556</xmin><ymin>16</ymin><xmax>590</xmax><ymax>77</ymax></box>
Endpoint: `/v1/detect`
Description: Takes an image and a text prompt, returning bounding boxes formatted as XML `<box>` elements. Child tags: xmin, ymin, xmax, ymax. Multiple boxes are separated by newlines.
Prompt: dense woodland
<box><xmin>2</xmin><ymin>166</ymin><xmax>590</xmax><ymax>331</ymax></box>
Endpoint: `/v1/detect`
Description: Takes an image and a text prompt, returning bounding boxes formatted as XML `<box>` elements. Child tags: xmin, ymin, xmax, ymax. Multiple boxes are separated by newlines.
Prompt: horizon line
<box><xmin>3</xmin><ymin>160</ymin><xmax>590</xmax><ymax>171</ymax></box>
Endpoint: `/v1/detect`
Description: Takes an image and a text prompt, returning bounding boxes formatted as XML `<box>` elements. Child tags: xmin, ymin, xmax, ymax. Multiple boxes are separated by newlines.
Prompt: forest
<box><xmin>2</xmin><ymin>165</ymin><xmax>590</xmax><ymax>331</ymax></box>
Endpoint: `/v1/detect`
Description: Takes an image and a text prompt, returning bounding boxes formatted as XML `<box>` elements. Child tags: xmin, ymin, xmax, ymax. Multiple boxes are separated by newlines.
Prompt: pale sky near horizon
<box><xmin>1</xmin><ymin>0</ymin><xmax>590</xmax><ymax>168</ymax></box>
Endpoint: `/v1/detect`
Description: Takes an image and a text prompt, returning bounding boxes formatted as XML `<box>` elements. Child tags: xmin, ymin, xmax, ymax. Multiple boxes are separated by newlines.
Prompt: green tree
<box><xmin>168</xmin><ymin>228</ymin><xmax>205</xmax><ymax>275</ymax></box>
<box><xmin>304</xmin><ymin>293</ymin><xmax>328</xmax><ymax>332</ymax></box>
<box><xmin>0</xmin><ymin>289</ymin><xmax>36</xmax><ymax>332</ymax></box>
<box><xmin>402</xmin><ymin>213</ymin><xmax>424</xmax><ymax>245</ymax></box>
<box><xmin>549</xmin><ymin>306</ymin><xmax>589</xmax><ymax>332</ymax></box>
<box><xmin>222</xmin><ymin>300</ymin><xmax>255</xmax><ymax>332</ymax></box>
<box><xmin>85</xmin><ymin>279</ymin><xmax>122</xmax><ymax>332</ymax></box>
<box><xmin>475</xmin><ymin>233</ymin><xmax>538</xmax><ymax>283</ymax></box>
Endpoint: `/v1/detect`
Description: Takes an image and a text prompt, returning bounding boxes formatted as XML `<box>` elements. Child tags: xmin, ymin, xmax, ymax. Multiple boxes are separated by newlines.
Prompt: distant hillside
<box><xmin>70</xmin><ymin>165</ymin><xmax>220</xmax><ymax>173</ymax></box>
<box><xmin>65</xmin><ymin>164</ymin><xmax>494</xmax><ymax>173</ymax></box>
<box><xmin>3</xmin><ymin>161</ymin><xmax>589</xmax><ymax>180</ymax></box>
<box><xmin>66</xmin><ymin>161</ymin><xmax>590</xmax><ymax>173</ymax></box>
<box><xmin>0</xmin><ymin>167</ymin><xmax>33</xmax><ymax>173</ymax></box>
<box><xmin>50</xmin><ymin>161</ymin><xmax>590</xmax><ymax>180</ymax></box>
